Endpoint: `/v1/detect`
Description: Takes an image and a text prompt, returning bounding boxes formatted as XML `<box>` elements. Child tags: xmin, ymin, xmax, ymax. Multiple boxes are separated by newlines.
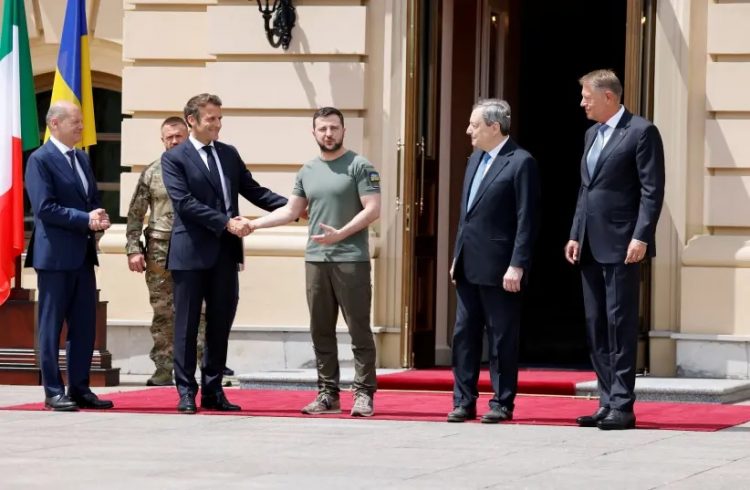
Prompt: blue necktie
<box><xmin>467</xmin><ymin>152</ymin><xmax>491</xmax><ymax>209</ymax></box>
<box><xmin>586</xmin><ymin>125</ymin><xmax>609</xmax><ymax>177</ymax></box>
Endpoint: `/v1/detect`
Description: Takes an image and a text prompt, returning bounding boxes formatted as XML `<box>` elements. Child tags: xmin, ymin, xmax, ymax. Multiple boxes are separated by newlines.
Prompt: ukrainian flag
<box><xmin>45</xmin><ymin>0</ymin><xmax>96</xmax><ymax>147</ymax></box>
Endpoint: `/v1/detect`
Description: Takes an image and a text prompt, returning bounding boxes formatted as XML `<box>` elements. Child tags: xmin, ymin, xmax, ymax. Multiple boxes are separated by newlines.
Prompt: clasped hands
<box><xmin>226</xmin><ymin>216</ymin><xmax>256</xmax><ymax>237</ymax></box>
<box><xmin>89</xmin><ymin>208</ymin><xmax>111</xmax><ymax>231</ymax></box>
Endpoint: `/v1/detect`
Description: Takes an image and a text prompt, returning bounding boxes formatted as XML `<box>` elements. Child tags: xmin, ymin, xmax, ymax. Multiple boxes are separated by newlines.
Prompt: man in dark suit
<box><xmin>25</xmin><ymin>101</ymin><xmax>114</xmax><ymax>411</ymax></box>
<box><xmin>447</xmin><ymin>99</ymin><xmax>539</xmax><ymax>423</ymax></box>
<box><xmin>565</xmin><ymin>69</ymin><xmax>665</xmax><ymax>430</ymax></box>
<box><xmin>161</xmin><ymin>93</ymin><xmax>287</xmax><ymax>413</ymax></box>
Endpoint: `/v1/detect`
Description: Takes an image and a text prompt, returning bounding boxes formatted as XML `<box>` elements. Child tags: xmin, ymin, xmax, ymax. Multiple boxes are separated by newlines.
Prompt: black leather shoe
<box><xmin>70</xmin><ymin>392</ymin><xmax>114</xmax><ymax>409</ymax></box>
<box><xmin>576</xmin><ymin>407</ymin><xmax>609</xmax><ymax>427</ymax></box>
<box><xmin>201</xmin><ymin>392</ymin><xmax>241</xmax><ymax>411</ymax></box>
<box><xmin>177</xmin><ymin>393</ymin><xmax>197</xmax><ymax>414</ymax></box>
<box><xmin>447</xmin><ymin>406</ymin><xmax>476</xmax><ymax>423</ymax></box>
<box><xmin>481</xmin><ymin>405</ymin><xmax>513</xmax><ymax>424</ymax></box>
<box><xmin>223</xmin><ymin>367</ymin><xmax>235</xmax><ymax>376</ymax></box>
<box><xmin>44</xmin><ymin>394</ymin><xmax>79</xmax><ymax>412</ymax></box>
<box><xmin>597</xmin><ymin>409</ymin><xmax>636</xmax><ymax>430</ymax></box>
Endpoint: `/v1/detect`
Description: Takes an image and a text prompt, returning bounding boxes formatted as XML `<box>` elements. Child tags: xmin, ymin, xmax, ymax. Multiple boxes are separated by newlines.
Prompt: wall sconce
<box><xmin>255</xmin><ymin>0</ymin><xmax>296</xmax><ymax>50</ymax></box>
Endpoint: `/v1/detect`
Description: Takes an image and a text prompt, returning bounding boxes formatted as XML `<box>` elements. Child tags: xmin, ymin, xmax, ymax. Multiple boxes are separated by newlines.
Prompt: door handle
<box><xmin>395</xmin><ymin>138</ymin><xmax>405</xmax><ymax>211</ymax></box>
<box><xmin>417</xmin><ymin>136</ymin><xmax>425</xmax><ymax>215</ymax></box>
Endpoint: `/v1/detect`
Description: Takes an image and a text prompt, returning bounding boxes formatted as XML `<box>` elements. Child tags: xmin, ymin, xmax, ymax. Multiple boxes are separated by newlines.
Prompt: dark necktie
<box><xmin>66</xmin><ymin>150</ymin><xmax>88</xmax><ymax>194</ymax></box>
<box><xmin>202</xmin><ymin>145</ymin><xmax>229</xmax><ymax>214</ymax></box>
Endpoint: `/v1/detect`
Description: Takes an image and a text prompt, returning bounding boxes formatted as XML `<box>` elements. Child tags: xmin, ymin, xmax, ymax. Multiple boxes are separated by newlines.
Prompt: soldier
<box><xmin>125</xmin><ymin>117</ymin><xmax>207</xmax><ymax>386</ymax></box>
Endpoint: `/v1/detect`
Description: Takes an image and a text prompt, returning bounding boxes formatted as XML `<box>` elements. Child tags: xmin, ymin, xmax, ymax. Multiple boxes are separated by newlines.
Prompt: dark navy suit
<box><xmin>570</xmin><ymin>109</ymin><xmax>665</xmax><ymax>412</ymax></box>
<box><xmin>452</xmin><ymin>138</ymin><xmax>539</xmax><ymax>412</ymax></box>
<box><xmin>24</xmin><ymin>140</ymin><xmax>101</xmax><ymax>398</ymax></box>
<box><xmin>161</xmin><ymin>139</ymin><xmax>286</xmax><ymax>397</ymax></box>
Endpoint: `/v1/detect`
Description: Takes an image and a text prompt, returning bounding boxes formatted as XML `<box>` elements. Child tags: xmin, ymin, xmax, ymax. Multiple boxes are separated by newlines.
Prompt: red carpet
<box><xmin>376</xmin><ymin>368</ymin><xmax>596</xmax><ymax>395</ymax></box>
<box><xmin>3</xmin><ymin>387</ymin><xmax>750</xmax><ymax>431</ymax></box>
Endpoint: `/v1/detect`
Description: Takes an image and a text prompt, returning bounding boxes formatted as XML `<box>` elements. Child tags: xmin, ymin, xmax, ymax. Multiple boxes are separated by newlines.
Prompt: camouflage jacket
<box><xmin>125</xmin><ymin>158</ymin><xmax>174</xmax><ymax>254</ymax></box>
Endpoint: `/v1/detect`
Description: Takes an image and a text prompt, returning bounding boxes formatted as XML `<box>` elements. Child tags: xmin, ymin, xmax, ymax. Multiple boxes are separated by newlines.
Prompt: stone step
<box><xmin>239</xmin><ymin>369</ymin><xmax>750</xmax><ymax>404</ymax></box>
<box><xmin>238</xmin><ymin>368</ymin><xmax>404</xmax><ymax>391</ymax></box>
<box><xmin>576</xmin><ymin>377</ymin><xmax>750</xmax><ymax>404</ymax></box>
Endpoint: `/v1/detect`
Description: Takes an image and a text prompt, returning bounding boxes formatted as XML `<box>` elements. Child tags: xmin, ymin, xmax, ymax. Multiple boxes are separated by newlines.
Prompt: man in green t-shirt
<box><xmin>250</xmin><ymin>107</ymin><xmax>381</xmax><ymax>417</ymax></box>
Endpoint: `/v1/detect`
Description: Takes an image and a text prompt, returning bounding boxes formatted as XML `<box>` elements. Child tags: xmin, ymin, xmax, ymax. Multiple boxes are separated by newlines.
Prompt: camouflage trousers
<box><xmin>145</xmin><ymin>238</ymin><xmax>206</xmax><ymax>372</ymax></box>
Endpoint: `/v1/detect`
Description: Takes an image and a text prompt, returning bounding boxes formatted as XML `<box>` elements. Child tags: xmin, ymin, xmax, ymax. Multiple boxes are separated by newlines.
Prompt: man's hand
<box><xmin>625</xmin><ymin>239</ymin><xmax>647</xmax><ymax>264</ymax></box>
<box><xmin>449</xmin><ymin>260</ymin><xmax>456</xmax><ymax>286</ymax></box>
<box><xmin>564</xmin><ymin>240</ymin><xmax>580</xmax><ymax>264</ymax></box>
<box><xmin>227</xmin><ymin>216</ymin><xmax>253</xmax><ymax>237</ymax></box>
<box><xmin>89</xmin><ymin>208</ymin><xmax>111</xmax><ymax>231</ymax></box>
<box><xmin>503</xmin><ymin>266</ymin><xmax>524</xmax><ymax>293</ymax></box>
<box><xmin>311</xmin><ymin>223</ymin><xmax>343</xmax><ymax>245</ymax></box>
<box><xmin>128</xmin><ymin>253</ymin><xmax>146</xmax><ymax>273</ymax></box>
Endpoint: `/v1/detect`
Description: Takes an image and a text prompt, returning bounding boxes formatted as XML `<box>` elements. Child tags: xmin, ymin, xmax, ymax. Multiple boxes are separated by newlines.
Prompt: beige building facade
<box><xmin>8</xmin><ymin>0</ymin><xmax>750</xmax><ymax>379</ymax></box>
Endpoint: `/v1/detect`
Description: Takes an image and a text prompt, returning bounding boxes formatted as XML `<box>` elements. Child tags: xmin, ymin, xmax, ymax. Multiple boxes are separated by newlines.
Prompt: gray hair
<box><xmin>45</xmin><ymin>101</ymin><xmax>76</xmax><ymax>126</ymax></box>
<box><xmin>579</xmin><ymin>69</ymin><xmax>623</xmax><ymax>100</ymax></box>
<box><xmin>473</xmin><ymin>99</ymin><xmax>511</xmax><ymax>135</ymax></box>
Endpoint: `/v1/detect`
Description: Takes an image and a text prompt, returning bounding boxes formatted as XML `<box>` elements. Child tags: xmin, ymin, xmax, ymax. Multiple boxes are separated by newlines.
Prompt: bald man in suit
<box><xmin>25</xmin><ymin>101</ymin><xmax>114</xmax><ymax>411</ymax></box>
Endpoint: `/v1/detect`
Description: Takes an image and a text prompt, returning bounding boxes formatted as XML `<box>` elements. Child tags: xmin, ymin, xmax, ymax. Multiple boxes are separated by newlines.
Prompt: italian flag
<box><xmin>0</xmin><ymin>0</ymin><xmax>38</xmax><ymax>305</ymax></box>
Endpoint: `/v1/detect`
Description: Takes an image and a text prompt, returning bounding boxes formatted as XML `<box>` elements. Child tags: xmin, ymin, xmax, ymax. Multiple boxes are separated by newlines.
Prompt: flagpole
<box><xmin>13</xmin><ymin>255</ymin><xmax>20</xmax><ymax>288</ymax></box>
<box><xmin>9</xmin><ymin>254</ymin><xmax>32</xmax><ymax>301</ymax></box>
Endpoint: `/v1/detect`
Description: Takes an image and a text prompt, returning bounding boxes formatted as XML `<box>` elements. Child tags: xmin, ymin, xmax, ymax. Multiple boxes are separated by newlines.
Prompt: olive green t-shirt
<box><xmin>292</xmin><ymin>150</ymin><xmax>381</xmax><ymax>262</ymax></box>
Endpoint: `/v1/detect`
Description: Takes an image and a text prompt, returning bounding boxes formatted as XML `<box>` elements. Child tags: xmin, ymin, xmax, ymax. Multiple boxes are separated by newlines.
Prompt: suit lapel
<box><xmin>462</xmin><ymin>152</ymin><xmax>481</xmax><ymax>213</ymax></box>
<box><xmin>467</xmin><ymin>139</ymin><xmax>515</xmax><ymax>213</ymax></box>
<box><xmin>46</xmin><ymin>142</ymin><xmax>87</xmax><ymax>200</ymax></box>
<box><xmin>214</xmin><ymin>142</ymin><xmax>234</xmax><ymax>195</ymax></box>
<box><xmin>590</xmin><ymin>111</ymin><xmax>632</xmax><ymax>183</ymax></box>
<box><xmin>581</xmin><ymin>127</ymin><xmax>597</xmax><ymax>184</ymax></box>
<box><xmin>73</xmin><ymin>149</ymin><xmax>94</xmax><ymax>201</ymax></box>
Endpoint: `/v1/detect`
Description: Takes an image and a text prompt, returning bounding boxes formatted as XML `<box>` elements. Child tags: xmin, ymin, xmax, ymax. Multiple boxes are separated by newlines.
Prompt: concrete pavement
<box><xmin>1</xmin><ymin>381</ymin><xmax>749</xmax><ymax>489</ymax></box>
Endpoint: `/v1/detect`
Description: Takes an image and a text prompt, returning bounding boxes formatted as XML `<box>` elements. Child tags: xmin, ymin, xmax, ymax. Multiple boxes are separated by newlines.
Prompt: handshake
<box><xmin>88</xmin><ymin>208</ymin><xmax>111</xmax><ymax>231</ymax></box>
<box><xmin>226</xmin><ymin>216</ymin><xmax>257</xmax><ymax>237</ymax></box>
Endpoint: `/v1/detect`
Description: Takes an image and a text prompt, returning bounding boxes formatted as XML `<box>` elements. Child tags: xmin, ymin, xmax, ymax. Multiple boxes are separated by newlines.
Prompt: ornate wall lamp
<box><xmin>255</xmin><ymin>0</ymin><xmax>297</xmax><ymax>50</ymax></box>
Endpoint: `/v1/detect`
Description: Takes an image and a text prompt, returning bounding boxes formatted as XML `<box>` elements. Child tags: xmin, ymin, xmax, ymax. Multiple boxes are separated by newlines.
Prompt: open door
<box><xmin>623</xmin><ymin>0</ymin><xmax>658</xmax><ymax>373</ymax></box>
<box><xmin>400</xmin><ymin>0</ymin><xmax>442</xmax><ymax>368</ymax></box>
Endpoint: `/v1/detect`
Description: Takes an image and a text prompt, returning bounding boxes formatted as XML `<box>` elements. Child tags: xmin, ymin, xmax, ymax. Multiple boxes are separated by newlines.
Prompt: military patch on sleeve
<box><xmin>368</xmin><ymin>171</ymin><xmax>381</xmax><ymax>188</ymax></box>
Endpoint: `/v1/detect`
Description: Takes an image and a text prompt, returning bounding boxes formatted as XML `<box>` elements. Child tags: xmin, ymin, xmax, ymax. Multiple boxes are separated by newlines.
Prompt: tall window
<box><xmin>25</xmin><ymin>73</ymin><xmax>128</xmax><ymax>228</ymax></box>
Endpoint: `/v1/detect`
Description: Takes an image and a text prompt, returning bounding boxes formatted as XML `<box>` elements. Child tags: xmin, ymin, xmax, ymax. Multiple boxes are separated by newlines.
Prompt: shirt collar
<box><xmin>49</xmin><ymin>135</ymin><xmax>74</xmax><ymax>156</ymax></box>
<box><xmin>189</xmin><ymin>135</ymin><xmax>214</xmax><ymax>152</ymax></box>
<box><xmin>485</xmin><ymin>135</ymin><xmax>510</xmax><ymax>162</ymax></box>
<box><xmin>601</xmin><ymin>105</ymin><xmax>625</xmax><ymax>132</ymax></box>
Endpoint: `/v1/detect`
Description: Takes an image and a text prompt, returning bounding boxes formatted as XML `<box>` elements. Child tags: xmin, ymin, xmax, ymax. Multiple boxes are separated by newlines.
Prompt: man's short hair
<box><xmin>579</xmin><ymin>69</ymin><xmax>623</xmax><ymax>100</ymax></box>
<box><xmin>161</xmin><ymin>116</ymin><xmax>187</xmax><ymax>130</ymax></box>
<box><xmin>313</xmin><ymin>107</ymin><xmax>345</xmax><ymax>128</ymax></box>
<box><xmin>473</xmin><ymin>99</ymin><xmax>512</xmax><ymax>135</ymax></box>
<box><xmin>183</xmin><ymin>93</ymin><xmax>222</xmax><ymax>127</ymax></box>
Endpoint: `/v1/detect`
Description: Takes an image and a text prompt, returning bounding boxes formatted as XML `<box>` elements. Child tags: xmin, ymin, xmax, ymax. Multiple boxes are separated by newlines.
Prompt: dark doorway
<box><xmin>515</xmin><ymin>1</ymin><xmax>627</xmax><ymax>365</ymax></box>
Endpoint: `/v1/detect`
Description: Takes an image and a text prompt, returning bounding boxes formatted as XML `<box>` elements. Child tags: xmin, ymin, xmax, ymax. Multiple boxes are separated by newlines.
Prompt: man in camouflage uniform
<box><xmin>125</xmin><ymin>117</ymin><xmax>207</xmax><ymax>386</ymax></box>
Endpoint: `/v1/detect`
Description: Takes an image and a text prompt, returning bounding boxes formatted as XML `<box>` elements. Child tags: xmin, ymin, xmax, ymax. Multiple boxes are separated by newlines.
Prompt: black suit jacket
<box><xmin>569</xmin><ymin>110</ymin><xmax>665</xmax><ymax>263</ymax></box>
<box><xmin>161</xmin><ymin>140</ymin><xmax>287</xmax><ymax>270</ymax></box>
<box><xmin>453</xmin><ymin>138</ymin><xmax>540</xmax><ymax>286</ymax></box>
